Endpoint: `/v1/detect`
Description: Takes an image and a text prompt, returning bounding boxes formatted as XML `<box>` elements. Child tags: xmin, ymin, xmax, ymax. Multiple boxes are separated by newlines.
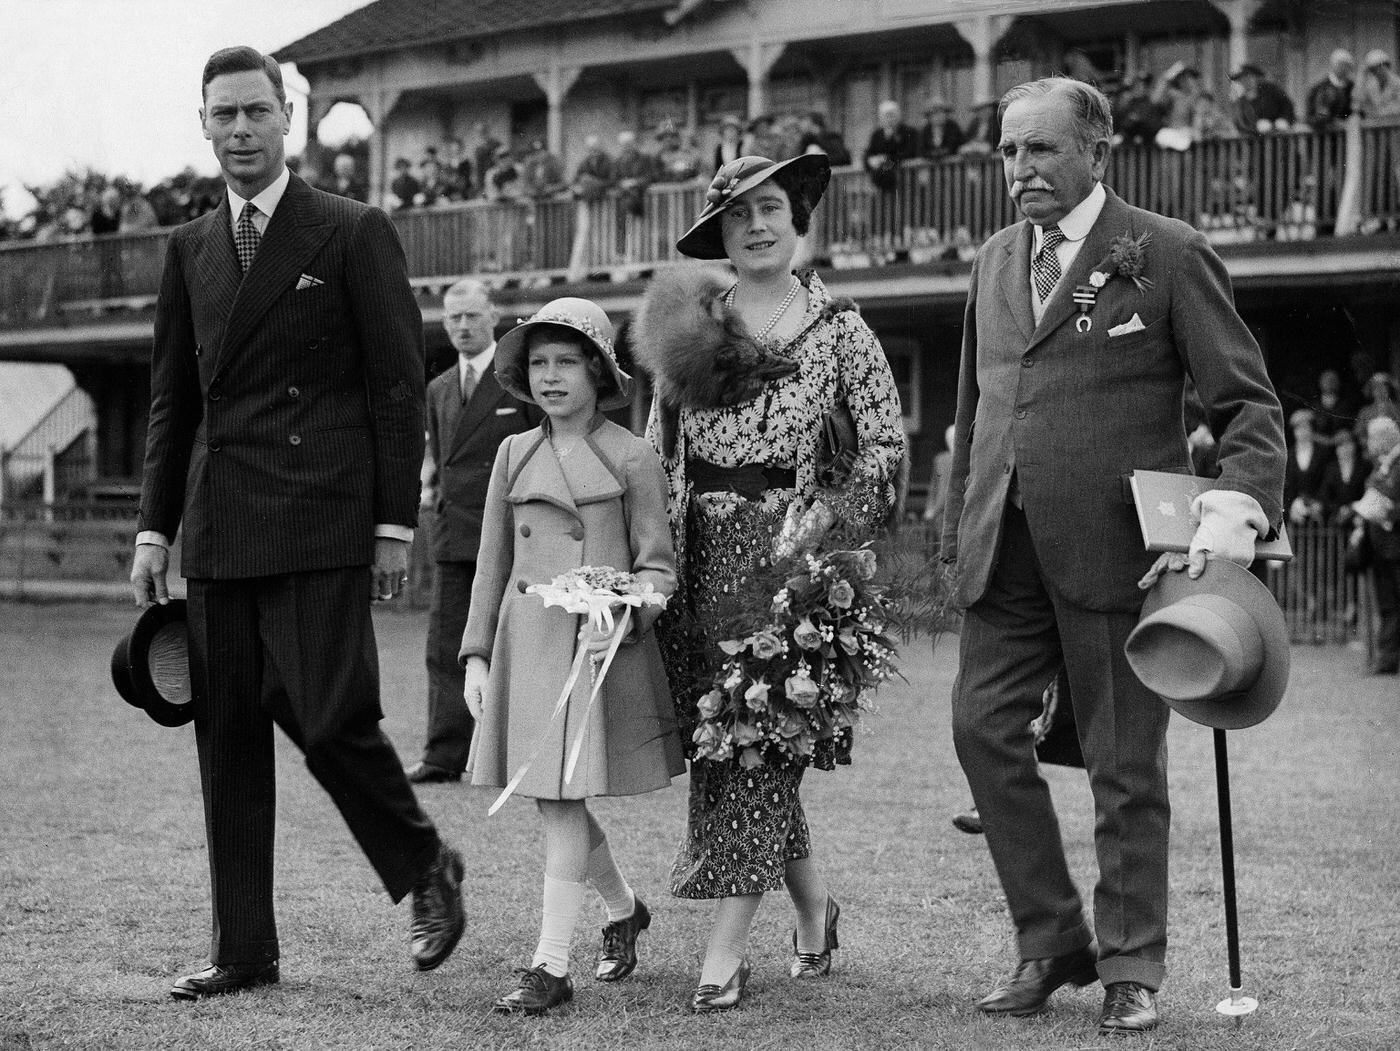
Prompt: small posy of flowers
<box><xmin>1091</xmin><ymin>230</ymin><xmax>1154</xmax><ymax>292</ymax></box>
<box><xmin>527</xmin><ymin>565</ymin><xmax>666</xmax><ymax>636</ymax></box>
<box><xmin>691</xmin><ymin>498</ymin><xmax>898</xmax><ymax>768</ymax></box>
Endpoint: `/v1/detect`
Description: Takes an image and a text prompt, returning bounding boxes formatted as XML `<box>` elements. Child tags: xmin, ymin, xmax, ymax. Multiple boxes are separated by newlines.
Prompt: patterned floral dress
<box><xmin>650</xmin><ymin>270</ymin><xmax>905</xmax><ymax>899</ymax></box>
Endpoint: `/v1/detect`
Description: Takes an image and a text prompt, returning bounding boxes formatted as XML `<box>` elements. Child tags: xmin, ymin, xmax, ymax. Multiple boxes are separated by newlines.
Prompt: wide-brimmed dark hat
<box><xmin>1124</xmin><ymin>560</ymin><xmax>1289</xmax><ymax>730</ymax></box>
<box><xmin>495</xmin><ymin>297</ymin><xmax>632</xmax><ymax>411</ymax></box>
<box><xmin>676</xmin><ymin>154</ymin><xmax>831</xmax><ymax>260</ymax></box>
<box><xmin>111</xmin><ymin>600</ymin><xmax>194</xmax><ymax>728</ymax></box>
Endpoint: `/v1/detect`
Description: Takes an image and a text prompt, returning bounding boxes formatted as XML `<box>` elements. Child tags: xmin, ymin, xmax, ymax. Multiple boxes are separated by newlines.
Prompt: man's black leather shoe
<box><xmin>170</xmin><ymin>961</ymin><xmax>279</xmax><ymax>1000</ymax></box>
<box><xmin>952</xmin><ymin>807</ymin><xmax>983</xmax><ymax>835</ymax></box>
<box><xmin>406</xmin><ymin>762</ymin><xmax>462</xmax><ymax>784</ymax></box>
<box><xmin>975</xmin><ymin>945</ymin><xmax>1098</xmax><ymax>1016</ymax></box>
<box><xmin>1098</xmin><ymin>981</ymin><xmax>1160</xmax><ymax>1034</ymax></box>
<box><xmin>595</xmin><ymin>897</ymin><xmax>651</xmax><ymax>982</ymax></box>
<box><xmin>410</xmin><ymin>842</ymin><xmax>466</xmax><ymax>970</ymax></box>
<box><xmin>492</xmin><ymin>965</ymin><xmax>574</xmax><ymax>1015</ymax></box>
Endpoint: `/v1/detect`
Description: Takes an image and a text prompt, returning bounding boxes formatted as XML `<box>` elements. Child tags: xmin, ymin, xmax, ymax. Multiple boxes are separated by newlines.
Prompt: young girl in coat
<box><xmin>459</xmin><ymin>297</ymin><xmax>685</xmax><ymax>1015</ymax></box>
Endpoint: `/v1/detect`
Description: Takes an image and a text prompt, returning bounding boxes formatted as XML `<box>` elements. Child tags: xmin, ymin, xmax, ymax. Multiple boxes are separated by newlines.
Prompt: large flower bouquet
<box><xmin>691</xmin><ymin>499</ymin><xmax>902</xmax><ymax>768</ymax></box>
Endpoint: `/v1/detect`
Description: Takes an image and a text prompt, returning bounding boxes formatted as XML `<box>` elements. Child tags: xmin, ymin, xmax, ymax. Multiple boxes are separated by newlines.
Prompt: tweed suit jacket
<box><xmin>424</xmin><ymin>365</ymin><xmax>540</xmax><ymax>563</ymax></box>
<box><xmin>942</xmin><ymin>187</ymin><xmax>1285</xmax><ymax>612</ymax></box>
<box><xmin>138</xmin><ymin>173</ymin><xmax>425</xmax><ymax>579</ymax></box>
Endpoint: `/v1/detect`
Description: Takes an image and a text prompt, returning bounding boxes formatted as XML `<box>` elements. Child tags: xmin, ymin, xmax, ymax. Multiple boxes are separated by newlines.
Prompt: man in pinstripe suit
<box><xmin>130</xmin><ymin>46</ymin><xmax>465</xmax><ymax>1000</ymax></box>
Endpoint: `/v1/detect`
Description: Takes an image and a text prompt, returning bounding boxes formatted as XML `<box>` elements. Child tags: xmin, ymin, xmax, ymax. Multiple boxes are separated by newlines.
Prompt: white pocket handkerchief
<box><xmin>295</xmin><ymin>274</ymin><xmax>325</xmax><ymax>291</ymax></box>
<box><xmin>1108</xmin><ymin>313</ymin><xmax>1146</xmax><ymax>337</ymax></box>
<box><xmin>494</xmin><ymin>406</ymin><xmax>518</xmax><ymax>416</ymax></box>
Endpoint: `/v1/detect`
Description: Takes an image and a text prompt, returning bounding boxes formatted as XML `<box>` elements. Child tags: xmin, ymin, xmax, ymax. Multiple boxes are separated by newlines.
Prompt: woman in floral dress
<box><xmin>633</xmin><ymin>154</ymin><xmax>905</xmax><ymax>1011</ymax></box>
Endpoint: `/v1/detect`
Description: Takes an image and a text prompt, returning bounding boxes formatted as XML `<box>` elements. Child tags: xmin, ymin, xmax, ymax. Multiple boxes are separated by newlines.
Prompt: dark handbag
<box><xmin>816</xmin><ymin>401</ymin><xmax>859</xmax><ymax>488</ymax></box>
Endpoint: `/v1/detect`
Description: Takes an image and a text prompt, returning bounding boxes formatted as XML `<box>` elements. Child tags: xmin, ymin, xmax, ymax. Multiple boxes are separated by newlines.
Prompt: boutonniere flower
<box><xmin>1073</xmin><ymin>231</ymin><xmax>1154</xmax><ymax>333</ymax></box>
<box><xmin>1101</xmin><ymin>231</ymin><xmax>1154</xmax><ymax>292</ymax></box>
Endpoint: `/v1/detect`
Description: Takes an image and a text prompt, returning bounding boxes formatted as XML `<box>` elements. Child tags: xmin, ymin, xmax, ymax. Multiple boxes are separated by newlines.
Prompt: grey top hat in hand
<box><xmin>1124</xmin><ymin>560</ymin><xmax>1289</xmax><ymax>730</ymax></box>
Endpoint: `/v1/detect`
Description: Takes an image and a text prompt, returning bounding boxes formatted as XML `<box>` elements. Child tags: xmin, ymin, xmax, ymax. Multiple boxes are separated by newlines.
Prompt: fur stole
<box><xmin>632</xmin><ymin>265</ymin><xmax>856</xmax><ymax>457</ymax></box>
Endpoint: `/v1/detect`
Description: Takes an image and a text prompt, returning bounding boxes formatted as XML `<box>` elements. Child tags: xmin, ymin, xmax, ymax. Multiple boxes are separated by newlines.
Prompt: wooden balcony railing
<box><xmin>2</xmin><ymin>122</ymin><xmax>1396</xmax><ymax>332</ymax></box>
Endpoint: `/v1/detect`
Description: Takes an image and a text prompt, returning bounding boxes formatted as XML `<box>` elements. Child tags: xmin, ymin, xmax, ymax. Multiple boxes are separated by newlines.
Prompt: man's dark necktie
<box><xmin>235</xmin><ymin>203</ymin><xmax>262</xmax><ymax>274</ymax></box>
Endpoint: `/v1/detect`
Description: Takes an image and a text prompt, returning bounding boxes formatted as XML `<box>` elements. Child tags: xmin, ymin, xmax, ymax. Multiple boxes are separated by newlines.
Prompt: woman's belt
<box><xmin>687</xmin><ymin>459</ymin><xmax>797</xmax><ymax>500</ymax></box>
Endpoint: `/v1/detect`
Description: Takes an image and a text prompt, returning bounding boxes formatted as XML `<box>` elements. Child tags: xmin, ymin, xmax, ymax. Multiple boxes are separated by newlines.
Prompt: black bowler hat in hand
<box><xmin>111</xmin><ymin>600</ymin><xmax>194</xmax><ymax>727</ymax></box>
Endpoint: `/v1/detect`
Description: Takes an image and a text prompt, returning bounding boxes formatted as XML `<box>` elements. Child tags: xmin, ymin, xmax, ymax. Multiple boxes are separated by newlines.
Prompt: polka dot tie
<box><xmin>1032</xmin><ymin>224</ymin><xmax>1065</xmax><ymax>303</ymax></box>
<box><xmin>235</xmin><ymin>202</ymin><xmax>261</xmax><ymax>274</ymax></box>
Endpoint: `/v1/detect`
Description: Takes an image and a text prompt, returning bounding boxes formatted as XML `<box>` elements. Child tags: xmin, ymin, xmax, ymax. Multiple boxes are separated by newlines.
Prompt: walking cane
<box><xmin>1212</xmin><ymin>728</ymin><xmax>1258</xmax><ymax>1022</ymax></box>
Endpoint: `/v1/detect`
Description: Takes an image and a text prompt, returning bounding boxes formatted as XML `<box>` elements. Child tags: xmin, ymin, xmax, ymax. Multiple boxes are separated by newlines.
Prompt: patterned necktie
<box><xmin>1032</xmin><ymin>223</ymin><xmax>1065</xmax><ymax>303</ymax></box>
<box><xmin>235</xmin><ymin>203</ymin><xmax>262</xmax><ymax>274</ymax></box>
<box><xmin>460</xmin><ymin>362</ymin><xmax>477</xmax><ymax>403</ymax></box>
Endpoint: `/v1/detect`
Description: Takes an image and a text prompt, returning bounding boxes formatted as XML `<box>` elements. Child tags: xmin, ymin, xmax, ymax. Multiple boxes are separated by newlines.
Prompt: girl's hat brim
<box><xmin>676</xmin><ymin>154</ymin><xmax>831</xmax><ymax>260</ymax></box>
<box><xmin>494</xmin><ymin>298</ymin><xmax>633</xmax><ymax>411</ymax></box>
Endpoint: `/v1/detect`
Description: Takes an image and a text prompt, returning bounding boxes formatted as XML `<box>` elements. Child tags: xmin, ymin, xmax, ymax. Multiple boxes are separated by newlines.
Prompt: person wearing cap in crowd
<box><xmin>943</xmin><ymin>76</ymin><xmax>1284</xmax><ymax>1035</ymax></box>
<box><xmin>1307</xmin><ymin>48</ymin><xmax>1356</xmax><ymax>130</ymax></box>
<box><xmin>798</xmin><ymin>111</ymin><xmax>852</xmax><ymax>166</ymax></box>
<box><xmin>1355</xmin><ymin>370</ymin><xmax>1400</xmax><ymax>445</ymax></box>
<box><xmin>919</xmin><ymin>95</ymin><xmax>965</xmax><ymax>161</ymax></box>
<box><xmin>571</xmin><ymin>135</ymin><xmax>615</xmax><ymax>202</ymax></box>
<box><xmin>656</xmin><ymin>119</ymin><xmax>701</xmax><ymax>184</ymax></box>
<box><xmin>633</xmin><ymin>152</ymin><xmax>905</xmax><ymax>1011</ymax></box>
<box><xmin>1353</xmin><ymin>416</ymin><xmax>1400</xmax><ymax>674</ymax></box>
<box><xmin>459</xmin><ymin>297</ymin><xmax>684</xmax><ymax>1015</ymax></box>
<box><xmin>1228</xmin><ymin>62</ymin><xmax>1296</xmax><ymax>135</ymax></box>
<box><xmin>958</xmin><ymin>95</ymin><xmax>1002</xmax><ymax>155</ymax></box>
<box><xmin>1358</xmin><ymin>50</ymin><xmax>1400</xmax><ymax>118</ymax></box>
<box><xmin>404</xmin><ymin>279</ymin><xmax>541</xmax><ymax>786</ymax></box>
<box><xmin>389</xmin><ymin>156</ymin><xmax>421</xmax><ymax>210</ymax></box>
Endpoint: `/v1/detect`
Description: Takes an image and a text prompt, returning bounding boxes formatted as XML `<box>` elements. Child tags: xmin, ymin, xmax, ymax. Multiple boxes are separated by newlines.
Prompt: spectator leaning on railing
<box><xmin>572</xmin><ymin>135</ymin><xmax>614</xmax><ymax>202</ymax></box>
<box><xmin>1307</xmin><ymin>48</ymin><xmax>1356</xmax><ymax>130</ymax></box>
<box><xmin>1358</xmin><ymin>51</ymin><xmax>1400</xmax><ymax>118</ymax></box>
<box><xmin>1353</xmin><ymin>417</ymin><xmax>1400</xmax><ymax>674</ymax></box>
<box><xmin>1228</xmin><ymin>63</ymin><xmax>1296</xmax><ymax>135</ymax></box>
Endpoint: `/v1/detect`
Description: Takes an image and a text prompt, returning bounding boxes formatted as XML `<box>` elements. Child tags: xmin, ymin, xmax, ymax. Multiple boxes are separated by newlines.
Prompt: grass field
<box><xmin>2</xmin><ymin>600</ymin><xmax>1398</xmax><ymax>1050</ymax></box>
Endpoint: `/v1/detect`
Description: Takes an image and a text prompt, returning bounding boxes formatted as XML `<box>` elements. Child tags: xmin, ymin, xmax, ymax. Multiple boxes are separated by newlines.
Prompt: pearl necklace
<box><xmin>724</xmin><ymin>276</ymin><xmax>801</xmax><ymax>342</ymax></box>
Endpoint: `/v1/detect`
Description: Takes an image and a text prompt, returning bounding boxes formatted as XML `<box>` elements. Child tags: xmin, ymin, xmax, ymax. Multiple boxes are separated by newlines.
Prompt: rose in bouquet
<box><xmin>691</xmin><ymin>499</ymin><xmax>899</xmax><ymax>768</ymax></box>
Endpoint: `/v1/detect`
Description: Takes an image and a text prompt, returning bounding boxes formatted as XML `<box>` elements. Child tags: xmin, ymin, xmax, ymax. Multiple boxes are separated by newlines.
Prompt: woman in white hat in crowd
<box><xmin>459</xmin><ymin>298</ymin><xmax>685</xmax><ymax>1015</ymax></box>
<box><xmin>633</xmin><ymin>153</ymin><xmax>905</xmax><ymax>1010</ymax></box>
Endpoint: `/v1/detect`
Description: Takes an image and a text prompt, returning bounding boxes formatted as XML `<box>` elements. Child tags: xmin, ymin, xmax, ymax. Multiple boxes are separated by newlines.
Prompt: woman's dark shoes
<box><xmin>952</xmin><ymin>807</ymin><xmax>984</xmax><ymax>835</ymax></box>
<box><xmin>170</xmin><ymin>961</ymin><xmax>279</xmax><ymax>1000</ymax></box>
<box><xmin>975</xmin><ymin>945</ymin><xmax>1098</xmax><ymax>1016</ymax></box>
<box><xmin>789</xmin><ymin>896</ymin><xmax>840</xmax><ymax>978</ymax></box>
<box><xmin>595</xmin><ymin>897</ymin><xmax>651</xmax><ymax>982</ymax></box>
<box><xmin>1097</xmin><ymin>981</ymin><xmax>1160</xmax><ymax>1034</ymax></box>
<box><xmin>492</xmin><ymin>965</ymin><xmax>574</xmax><ymax>1016</ymax></box>
<box><xmin>410</xmin><ymin>842</ymin><xmax>466</xmax><ymax>971</ymax></box>
<box><xmin>691</xmin><ymin>958</ymin><xmax>751</xmax><ymax>1013</ymax></box>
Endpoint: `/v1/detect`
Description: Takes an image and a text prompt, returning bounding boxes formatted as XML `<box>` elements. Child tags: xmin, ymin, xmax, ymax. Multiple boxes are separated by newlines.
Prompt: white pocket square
<box><xmin>295</xmin><ymin>274</ymin><xmax>325</xmax><ymax>291</ymax></box>
<box><xmin>494</xmin><ymin>406</ymin><xmax>518</xmax><ymax>416</ymax></box>
<box><xmin>1108</xmin><ymin>313</ymin><xmax>1146</xmax><ymax>337</ymax></box>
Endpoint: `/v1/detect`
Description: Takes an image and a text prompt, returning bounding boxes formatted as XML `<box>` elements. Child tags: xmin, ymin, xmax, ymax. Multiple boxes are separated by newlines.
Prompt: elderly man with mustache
<box><xmin>942</xmin><ymin>77</ymin><xmax>1284</xmax><ymax>1036</ymax></box>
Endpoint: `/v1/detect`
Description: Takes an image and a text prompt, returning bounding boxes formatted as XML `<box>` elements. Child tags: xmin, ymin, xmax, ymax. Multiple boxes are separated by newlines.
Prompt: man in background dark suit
<box><xmin>943</xmin><ymin>77</ymin><xmax>1284</xmax><ymax>1036</ymax></box>
<box><xmin>130</xmin><ymin>46</ymin><xmax>465</xmax><ymax>1000</ymax></box>
<box><xmin>406</xmin><ymin>279</ymin><xmax>540</xmax><ymax>784</ymax></box>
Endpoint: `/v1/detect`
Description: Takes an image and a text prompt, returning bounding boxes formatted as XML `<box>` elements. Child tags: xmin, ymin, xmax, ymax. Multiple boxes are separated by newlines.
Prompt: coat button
<box><xmin>289</xmin><ymin>434</ymin><xmax>302</xmax><ymax>446</ymax></box>
<box><xmin>570</xmin><ymin>525</ymin><xmax>584</xmax><ymax>541</ymax></box>
<box><xmin>517</xmin><ymin>579</ymin><xmax>528</xmax><ymax>594</ymax></box>
<box><xmin>306</xmin><ymin>338</ymin><xmax>320</xmax><ymax>351</ymax></box>
<box><xmin>208</xmin><ymin>388</ymin><xmax>221</xmax><ymax>402</ymax></box>
<box><xmin>208</xmin><ymin>439</ymin><xmax>221</xmax><ymax>452</ymax></box>
<box><xmin>1022</xmin><ymin>356</ymin><xmax>1034</xmax><ymax>368</ymax></box>
<box><xmin>288</xmin><ymin>386</ymin><xmax>300</xmax><ymax>398</ymax></box>
<box><xmin>1015</xmin><ymin>409</ymin><xmax>1028</xmax><ymax>420</ymax></box>
<box><xmin>519</xmin><ymin>524</ymin><xmax>531</xmax><ymax>537</ymax></box>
